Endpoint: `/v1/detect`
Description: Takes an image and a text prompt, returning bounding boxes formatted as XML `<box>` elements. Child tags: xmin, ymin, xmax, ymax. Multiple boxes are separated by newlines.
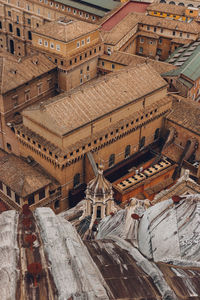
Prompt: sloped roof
<box><xmin>0</xmin><ymin>52</ymin><xmax>56</xmax><ymax>94</ymax></box>
<box><xmin>164</xmin><ymin>39</ymin><xmax>200</xmax><ymax>81</ymax></box>
<box><xmin>23</xmin><ymin>64</ymin><xmax>167</xmax><ymax>137</ymax></box>
<box><xmin>166</xmin><ymin>96</ymin><xmax>200</xmax><ymax>135</ymax></box>
<box><xmin>54</xmin><ymin>0</ymin><xmax>120</xmax><ymax>17</ymax></box>
<box><xmin>147</xmin><ymin>3</ymin><xmax>186</xmax><ymax>15</ymax></box>
<box><xmin>34</xmin><ymin>17</ymin><xmax>99</xmax><ymax>42</ymax></box>
<box><xmin>0</xmin><ymin>151</ymin><xmax>51</xmax><ymax>197</ymax></box>
<box><xmin>100</xmin><ymin>51</ymin><xmax>176</xmax><ymax>74</ymax></box>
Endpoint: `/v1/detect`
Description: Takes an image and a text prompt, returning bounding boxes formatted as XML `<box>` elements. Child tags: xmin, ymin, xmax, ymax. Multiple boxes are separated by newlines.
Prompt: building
<box><xmin>31</xmin><ymin>17</ymin><xmax>103</xmax><ymax>91</ymax></box>
<box><xmin>0</xmin><ymin>149</ymin><xmax>61</xmax><ymax>212</ymax></box>
<box><xmin>163</xmin><ymin>96</ymin><xmax>200</xmax><ymax>182</ymax></box>
<box><xmin>101</xmin><ymin>11</ymin><xmax>200</xmax><ymax>60</ymax></box>
<box><xmin>0</xmin><ymin>0</ymin><xmax>120</xmax><ymax>58</ymax></box>
<box><xmin>98</xmin><ymin>50</ymin><xmax>176</xmax><ymax>75</ymax></box>
<box><xmin>14</xmin><ymin>63</ymin><xmax>172</xmax><ymax>209</ymax></box>
<box><xmin>163</xmin><ymin>39</ymin><xmax>200</xmax><ymax>101</ymax></box>
<box><xmin>0</xmin><ymin>52</ymin><xmax>57</xmax><ymax>154</ymax></box>
<box><xmin>158</xmin><ymin>0</ymin><xmax>200</xmax><ymax>9</ymax></box>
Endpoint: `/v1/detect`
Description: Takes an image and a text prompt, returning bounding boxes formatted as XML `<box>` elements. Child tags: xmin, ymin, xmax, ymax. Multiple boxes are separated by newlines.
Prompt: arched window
<box><xmin>54</xmin><ymin>200</ymin><xmax>60</xmax><ymax>209</ymax></box>
<box><xmin>160</xmin><ymin>0</ymin><xmax>166</xmax><ymax>2</ymax></box>
<box><xmin>28</xmin><ymin>31</ymin><xmax>32</xmax><ymax>40</ymax></box>
<box><xmin>9</xmin><ymin>23</ymin><xmax>13</xmax><ymax>32</ymax></box>
<box><xmin>73</xmin><ymin>173</ymin><xmax>80</xmax><ymax>188</ymax></box>
<box><xmin>154</xmin><ymin>128</ymin><xmax>160</xmax><ymax>140</ymax></box>
<box><xmin>178</xmin><ymin>2</ymin><xmax>184</xmax><ymax>5</ymax></box>
<box><xmin>125</xmin><ymin>145</ymin><xmax>131</xmax><ymax>158</ymax></box>
<box><xmin>169</xmin><ymin>1</ymin><xmax>175</xmax><ymax>4</ymax></box>
<box><xmin>109</xmin><ymin>154</ymin><xmax>115</xmax><ymax>167</ymax></box>
<box><xmin>97</xmin><ymin>206</ymin><xmax>101</xmax><ymax>218</ymax></box>
<box><xmin>16</xmin><ymin>27</ymin><xmax>20</xmax><ymax>37</ymax></box>
<box><xmin>187</xmin><ymin>4</ymin><xmax>193</xmax><ymax>7</ymax></box>
<box><xmin>139</xmin><ymin>136</ymin><xmax>145</xmax><ymax>149</ymax></box>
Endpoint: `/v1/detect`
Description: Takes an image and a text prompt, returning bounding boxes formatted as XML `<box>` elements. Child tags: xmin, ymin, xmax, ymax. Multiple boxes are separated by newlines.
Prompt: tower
<box><xmin>80</xmin><ymin>165</ymin><xmax>114</xmax><ymax>229</ymax></box>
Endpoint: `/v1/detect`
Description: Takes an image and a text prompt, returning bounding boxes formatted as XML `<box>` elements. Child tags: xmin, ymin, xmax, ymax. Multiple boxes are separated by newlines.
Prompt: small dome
<box><xmin>87</xmin><ymin>165</ymin><xmax>112</xmax><ymax>198</ymax></box>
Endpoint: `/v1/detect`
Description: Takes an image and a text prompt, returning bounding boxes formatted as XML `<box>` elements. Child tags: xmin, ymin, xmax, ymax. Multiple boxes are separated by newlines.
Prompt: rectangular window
<box><xmin>12</xmin><ymin>95</ymin><xmax>18</xmax><ymax>107</ymax></box>
<box><xmin>38</xmin><ymin>84</ymin><xmax>42</xmax><ymax>95</ymax></box>
<box><xmin>157</xmin><ymin>48</ymin><xmax>162</xmax><ymax>55</ymax></box>
<box><xmin>56</xmin><ymin>4</ymin><xmax>59</xmax><ymax>8</ymax></box>
<box><xmin>160</xmin><ymin>28</ymin><xmax>163</xmax><ymax>33</ymax></box>
<box><xmin>27</xmin><ymin>18</ymin><xmax>31</xmax><ymax>25</ymax></box>
<box><xmin>44</xmin><ymin>40</ymin><xmax>48</xmax><ymax>47</ymax></box>
<box><xmin>67</xmin><ymin>7</ymin><xmax>71</xmax><ymax>12</ymax></box>
<box><xmin>15</xmin><ymin>194</ymin><xmax>20</xmax><ymax>205</ymax></box>
<box><xmin>187</xmin><ymin>33</ymin><xmax>190</xmax><ymax>38</ymax></box>
<box><xmin>77</xmin><ymin>41</ymin><xmax>80</xmax><ymax>48</ymax></box>
<box><xmin>111</xmin><ymin>64</ymin><xmax>115</xmax><ymax>69</ymax></box>
<box><xmin>62</xmin><ymin>5</ymin><xmax>65</xmax><ymax>10</ymax></box>
<box><xmin>154</xmin><ymin>27</ymin><xmax>156</xmax><ymax>32</ymax></box>
<box><xmin>80</xmin><ymin>78</ymin><xmax>83</xmax><ymax>84</ymax></box>
<box><xmin>38</xmin><ymin>8</ymin><xmax>40</xmax><ymax>14</ymax></box>
<box><xmin>102</xmin><ymin>61</ymin><xmax>104</xmax><ymax>66</ymax></box>
<box><xmin>81</xmin><ymin>39</ymin><xmax>85</xmax><ymax>46</ymax></box>
<box><xmin>0</xmin><ymin>181</ymin><xmax>3</xmax><ymax>190</ymax></box>
<box><xmin>6</xmin><ymin>186</ymin><xmax>11</xmax><ymax>197</ymax></box>
<box><xmin>149</xmin><ymin>40</ymin><xmax>153</xmax><ymax>45</ymax></box>
<box><xmin>147</xmin><ymin>26</ymin><xmax>150</xmax><ymax>30</ymax></box>
<box><xmin>56</xmin><ymin>44</ymin><xmax>60</xmax><ymax>51</ymax></box>
<box><xmin>38</xmin><ymin>39</ymin><xmax>42</xmax><ymax>45</ymax></box>
<box><xmin>28</xmin><ymin>194</ymin><xmax>34</xmax><ymax>205</ymax></box>
<box><xmin>79</xmin><ymin>11</ymin><xmax>82</xmax><ymax>16</ymax></box>
<box><xmin>73</xmin><ymin>9</ymin><xmax>76</xmax><ymax>14</ymax></box>
<box><xmin>8</xmin><ymin>11</ymin><xmax>11</xmax><ymax>17</ymax></box>
<box><xmin>39</xmin><ymin>188</ymin><xmax>45</xmax><ymax>200</ymax></box>
<box><xmin>16</xmin><ymin>16</ymin><xmax>19</xmax><ymax>23</ymax></box>
<box><xmin>50</xmin><ymin>2</ymin><xmax>53</xmax><ymax>6</ymax></box>
<box><xmin>87</xmin><ymin>37</ymin><xmax>90</xmax><ymax>44</ymax></box>
<box><xmin>139</xmin><ymin>47</ymin><xmax>143</xmax><ymax>53</ymax></box>
<box><xmin>86</xmin><ymin>13</ymin><xmax>89</xmax><ymax>19</ymax></box>
<box><xmin>173</xmin><ymin>31</ymin><xmax>175</xmax><ymax>36</ymax></box>
<box><xmin>180</xmin><ymin>32</ymin><xmax>182</xmax><ymax>37</ymax></box>
<box><xmin>26</xmin><ymin>4</ymin><xmax>30</xmax><ymax>11</ymax></box>
<box><xmin>140</xmin><ymin>37</ymin><xmax>144</xmax><ymax>43</ymax></box>
<box><xmin>48</xmin><ymin>12</ymin><xmax>51</xmax><ymax>18</ymax></box>
<box><xmin>159</xmin><ymin>38</ymin><xmax>162</xmax><ymax>44</ymax></box>
<box><xmin>25</xmin><ymin>90</ymin><xmax>30</xmax><ymax>101</ymax></box>
<box><xmin>50</xmin><ymin>42</ymin><xmax>54</xmax><ymax>49</ymax></box>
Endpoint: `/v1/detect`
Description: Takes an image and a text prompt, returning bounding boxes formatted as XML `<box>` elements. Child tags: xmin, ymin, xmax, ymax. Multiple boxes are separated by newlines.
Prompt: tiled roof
<box><xmin>0</xmin><ymin>152</ymin><xmax>51</xmax><ymax>197</ymax></box>
<box><xmin>164</xmin><ymin>39</ymin><xmax>200</xmax><ymax>82</ymax></box>
<box><xmin>0</xmin><ymin>52</ymin><xmax>56</xmax><ymax>94</ymax></box>
<box><xmin>147</xmin><ymin>3</ymin><xmax>186</xmax><ymax>15</ymax></box>
<box><xmin>166</xmin><ymin>96</ymin><xmax>200</xmax><ymax>135</ymax></box>
<box><xmin>100</xmin><ymin>51</ymin><xmax>176</xmax><ymax>74</ymax></box>
<box><xmin>34</xmin><ymin>17</ymin><xmax>100</xmax><ymax>42</ymax></box>
<box><xmin>23</xmin><ymin>63</ymin><xmax>167</xmax><ymax>136</ymax></box>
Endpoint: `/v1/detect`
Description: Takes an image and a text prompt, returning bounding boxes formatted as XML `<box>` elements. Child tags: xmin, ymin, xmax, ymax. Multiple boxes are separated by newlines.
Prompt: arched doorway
<box><xmin>9</xmin><ymin>39</ymin><xmax>14</xmax><ymax>54</ymax></box>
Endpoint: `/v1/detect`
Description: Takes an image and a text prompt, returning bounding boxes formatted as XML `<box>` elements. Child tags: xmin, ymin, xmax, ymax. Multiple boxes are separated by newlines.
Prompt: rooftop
<box><xmin>147</xmin><ymin>3</ymin><xmax>186</xmax><ymax>15</ymax></box>
<box><xmin>0</xmin><ymin>52</ymin><xmax>56</xmax><ymax>94</ymax></box>
<box><xmin>23</xmin><ymin>63</ymin><xmax>167</xmax><ymax>137</ymax></box>
<box><xmin>100</xmin><ymin>51</ymin><xmax>177</xmax><ymax>74</ymax></box>
<box><xmin>54</xmin><ymin>0</ymin><xmax>120</xmax><ymax>17</ymax></box>
<box><xmin>0</xmin><ymin>150</ymin><xmax>51</xmax><ymax>197</ymax></box>
<box><xmin>166</xmin><ymin>96</ymin><xmax>200</xmax><ymax>135</ymax></box>
<box><xmin>34</xmin><ymin>17</ymin><xmax>99</xmax><ymax>42</ymax></box>
<box><xmin>164</xmin><ymin>39</ymin><xmax>200</xmax><ymax>82</ymax></box>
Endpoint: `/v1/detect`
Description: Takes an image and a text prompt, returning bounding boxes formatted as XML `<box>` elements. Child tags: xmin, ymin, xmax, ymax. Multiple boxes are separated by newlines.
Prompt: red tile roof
<box><xmin>101</xmin><ymin>1</ymin><xmax>150</xmax><ymax>31</ymax></box>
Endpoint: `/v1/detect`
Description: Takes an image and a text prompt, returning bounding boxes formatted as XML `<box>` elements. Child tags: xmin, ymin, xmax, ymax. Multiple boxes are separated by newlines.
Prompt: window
<box><xmin>62</xmin><ymin>5</ymin><xmax>65</xmax><ymax>10</ymax></box>
<box><xmin>87</xmin><ymin>65</ymin><xmax>89</xmax><ymax>71</ymax></box>
<box><xmin>102</xmin><ymin>61</ymin><xmax>104</xmax><ymax>66</ymax></box>
<box><xmin>139</xmin><ymin>47</ymin><xmax>143</xmax><ymax>53</ymax></box>
<box><xmin>54</xmin><ymin>200</ymin><xmax>60</xmax><ymax>209</ymax></box>
<box><xmin>81</xmin><ymin>39</ymin><xmax>85</xmax><ymax>46</ymax></box>
<box><xmin>50</xmin><ymin>42</ymin><xmax>54</xmax><ymax>49</ymax></box>
<box><xmin>56</xmin><ymin>3</ymin><xmax>59</xmax><ymax>8</ymax></box>
<box><xmin>86</xmin><ymin>13</ymin><xmax>89</xmax><ymax>19</ymax></box>
<box><xmin>109</xmin><ymin>154</ymin><xmax>115</xmax><ymax>167</ymax></box>
<box><xmin>70</xmin><ymin>60</ymin><xmax>72</xmax><ymax>65</ymax></box>
<box><xmin>173</xmin><ymin>31</ymin><xmax>175</xmax><ymax>36</ymax></box>
<box><xmin>48</xmin><ymin>12</ymin><xmax>51</xmax><ymax>18</ymax></box>
<box><xmin>0</xmin><ymin>21</ymin><xmax>2</xmax><ymax>29</ymax></box>
<box><xmin>67</xmin><ymin>7</ymin><xmax>71</xmax><ymax>12</ymax></box>
<box><xmin>147</xmin><ymin>26</ymin><xmax>150</xmax><ymax>30</ymax></box>
<box><xmin>25</xmin><ymin>90</ymin><xmax>30</xmax><ymax>101</ymax></box>
<box><xmin>0</xmin><ymin>181</ymin><xmax>3</xmax><ymax>190</ymax></box>
<box><xmin>50</xmin><ymin>2</ymin><xmax>53</xmax><ymax>6</ymax></box>
<box><xmin>7</xmin><ymin>143</ymin><xmax>12</xmax><ymax>151</ymax></box>
<box><xmin>80</xmin><ymin>55</ymin><xmax>82</xmax><ymax>60</ymax></box>
<box><xmin>77</xmin><ymin>41</ymin><xmax>80</xmax><ymax>48</ymax></box>
<box><xmin>38</xmin><ymin>84</ymin><xmax>42</xmax><ymax>95</ymax></box>
<box><xmin>26</xmin><ymin>31</ymin><xmax>31</xmax><ymax>40</ymax></box>
<box><xmin>139</xmin><ymin>136</ymin><xmax>145</xmax><ymax>149</ymax></box>
<box><xmin>39</xmin><ymin>188</ymin><xmax>45</xmax><ymax>200</ymax></box>
<box><xmin>80</xmin><ymin>78</ymin><xmax>83</xmax><ymax>84</ymax></box>
<box><xmin>140</xmin><ymin>37</ymin><xmax>144</xmax><ymax>43</ymax></box>
<box><xmin>74</xmin><ymin>58</ymin><xmax>77</xmax><ymax>63</ymax></box>
<box><xmin>94</xmin><ymin>48</ymin><xmax>96</xmax><ymax>53</ymax></box>
<box><xmin>27</xmin><ymin>18</ymin><xmax>31</xmax><ymax>25</ymax></box>
<box><xmin>16</xmin><ymin>16</ymin><xmax>19</xmax><ymax>24</ymax></box>
<box><xmin>80</xmin><ymin>69</ymin><xmax>83</xmax><ymax>74</ymax></box>
<box><xmin>87</xmin><ymin>37</ymin><xmax>90</xmax><ymax>43</ymax></box>
<box><xmin>97</xmin><ymin>206</ymin><xmax>101</xmax><ymax>218</ymax></box>
<box><xmin>12</xmin><ymin>95</ymin><xmax>18</xmax><ymax>107</ymax></box>
<box><xmin>111</xmin><ymin>64</ymin><xmax>115</xmax><ymax>69</ymax></box>
<box><xmin>9</xmin><ymin>23</ymin><xmax>13</xmax><ymax>33</ymax></box>
<box><xmin>15</xmin><ymin>194</ymin><xmax>20</xmax><ymax>205</ymax></box>
<box><xmin>73</xmin><ymin>9</ymin><xmax>76</xmax><ymax>14</ymax></box>
<box><xmin>55</xmin><ymin>58</ymin><xmax>57</xmax><ymax>63</ymax></box>
<box><xmin>28</xmin><ymin>194</ymin><xmax>35</xmax><ymax>205</ymax></box>
<box><xmin>92</xmin><ymin>16</ymin><xmax>96</xmax><ymax>21</ymax></box>
<box><xmin>6</xmin><ymin>186</ymin><xmax>11</xmax><ymax>197</ymax></box>
<box><xmin>79</xmin><ymin>11</ymin><xmax>82</xmax><ymax>16</ymax></box>
<box><xmin>157</xmin><ymin>48</ymin><xmax>162</xmax><ymax>55</ymax></box>
<box><xmin>26</xmin><ymin>4</ymin><xmax>30</xmax><ymax>10</ymax></box>
<box><xmin>154</xmin><ymin>128</ymin><xmax>160</xmax><ymax>140</ymax></box>
<box><xmin>180</xmin><ymin>32</ymin><xmax>182</xmax><ymax>37</ymax></box>
<box><xmin>187</xmin><ymin>33</ymin><xmax>190</xmax><ymax>38</ymax></box>
<box><xmin>125</xmin><ymin>145</ymin><xmax>131</xmax><ymax>158</ymax></box>
<box><xmin>154</xmin><ymin>27</ymin><xmax>157</xmax><ymax>32</ymax></box>
<box><xmin>61</xmin><ymin>60</ymin><xmax>63</xmax><ymax>66</ymax></box>
<box><xmin>8</xmin><ymin>11</ymin><xmax>11</xmax><ymax>17</ymax></box>
<box><xmin>16</xmin><ymin>28</ymin><xmax>20</xmax><ymax>37</ymax></box>
<box><xmin>73</xmin><ymin>173</ymin><xmax>80</xmax><ymax>188</ymax></box>
<box><xmin>38</xmin><ymin>8</ymin><xmax>40</xmax><ymax>14</ymax></box>
<box><xmin>38</xmin><ymin>39</ymin><xmax>42</xmax><ymax>45</ymax></box>
<box><xmin>149</xmin><ymin>40</ymin><xmax>153</xmax><ymax>45</ymax></box>
<box><xmin>160</xmin><ymin>28</ymin><xmax>163</xmax><ymax>33</ymax></box>
<box><xmin>159</xmin><ymin>38</ymin><xmax>162</xmax><ymax>44</ymax></box>
<box><xmin>56</xmin><ymin>44</ymin><xmax>60</xmax><ymax>51</ymax></box>
<box><xmin>87</xmin><ymin>75</ymin><xmax>90</xmax><ymax>80</ymax></box>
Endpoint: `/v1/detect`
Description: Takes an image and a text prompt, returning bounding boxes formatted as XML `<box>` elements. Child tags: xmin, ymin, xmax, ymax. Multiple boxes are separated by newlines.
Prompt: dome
<box><xmin>87</xmin><ymin>165</ymin><xmax>112</xmax><ymax>198</ymax></box>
